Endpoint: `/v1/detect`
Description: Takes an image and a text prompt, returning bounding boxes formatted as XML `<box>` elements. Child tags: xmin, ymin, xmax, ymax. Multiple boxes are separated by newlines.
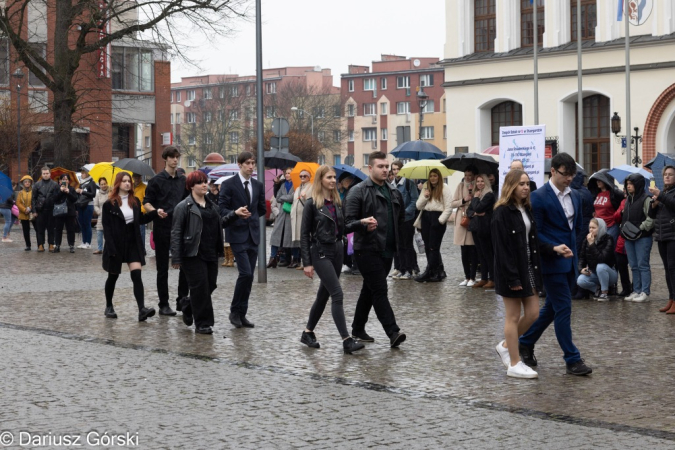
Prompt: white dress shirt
<box><xmin>549</xmin><ymin>180</ymin><xmax>574</xmax><ymax>230</ymax></box>
<box><xmin>238</xmin><ymin>172</ymin><xmax>253</xmax><ymax>203</ymax></box>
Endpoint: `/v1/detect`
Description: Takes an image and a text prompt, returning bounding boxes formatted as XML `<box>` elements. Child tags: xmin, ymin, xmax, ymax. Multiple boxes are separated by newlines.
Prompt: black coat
<box><xmin>171</xmin><ymin>194</ymin><xmax>226</xmax><ymax>265</ymax></box>
<box><xmin>300</xmin><ymin>198</ymin><xmax>344</xmax><ymax>267</ymax></box>
<box><xmin>53</xmin><ymin>186</ymin><xmax>78</xmax><ymax>217</ymax></box>
<box><xmin>649</xmin><ymin>186</ymin><xmax>675</xmax><ymax>242</ymax></box>
<box><xmin>492</xmin><ymin>204</ymin><xmax>545</xmax><ymax>298</ymax></box>
<box><xmin>578</xmin><ymin>233</ymin><xmax>615</xmax><ymax>272</ymax></box>
<box><xmin>467</xmin><ymin>192</ymin><xmax>495</xmax><ymax>238</ymax></box>
<box><xmin>102</xmin><ymin>197</ymin><xmax>156</xmax><ymax>274</ymax></box>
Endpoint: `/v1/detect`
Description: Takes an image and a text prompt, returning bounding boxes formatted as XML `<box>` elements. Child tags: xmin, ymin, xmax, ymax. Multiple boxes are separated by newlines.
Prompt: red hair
<box><xmin>186</xmin><ymin>170</ymin><xmax>208</xmax><ymax>191</ymax></box>
<box><xmin>108</xmin><ymin>172</ymin><xmax>137</xmax><ymax>208</ymax></box>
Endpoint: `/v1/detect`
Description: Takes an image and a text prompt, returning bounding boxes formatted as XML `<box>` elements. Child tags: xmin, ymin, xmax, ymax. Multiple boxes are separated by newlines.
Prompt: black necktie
<box><xmin>244</xmin><ymin>181</ymin><xmax>251</xmax><ymax>205</ymax></box>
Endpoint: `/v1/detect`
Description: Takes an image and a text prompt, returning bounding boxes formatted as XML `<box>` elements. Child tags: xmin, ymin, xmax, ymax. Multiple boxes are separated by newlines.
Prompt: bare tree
<box><xmin>0</xmin><ymin>0</ymin><xmax>249</xmax><ymax>168</ymax></box>
<box><xmin>0</xmin><ymin>97</ymin><xmax>45</xmax><ymax>177</ymax></box>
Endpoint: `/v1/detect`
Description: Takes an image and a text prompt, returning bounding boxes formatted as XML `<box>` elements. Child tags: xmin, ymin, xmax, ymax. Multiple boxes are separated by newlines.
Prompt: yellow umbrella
<box><xmin>398</xmin><ymin>159</ymin><xmax>455</xmax><ymax>179</ymax></box>
<box><xmin>89</xmin><ymin>162</ymin><xmax>132</xmax><ymax>186</ymax></box>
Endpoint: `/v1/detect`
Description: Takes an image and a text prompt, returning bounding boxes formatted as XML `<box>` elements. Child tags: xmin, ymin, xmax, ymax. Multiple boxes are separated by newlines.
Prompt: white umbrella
<box><xmin>215</xmin><ymin>175</ymin><xmax>234</xmax><ymax>185</ymax></box>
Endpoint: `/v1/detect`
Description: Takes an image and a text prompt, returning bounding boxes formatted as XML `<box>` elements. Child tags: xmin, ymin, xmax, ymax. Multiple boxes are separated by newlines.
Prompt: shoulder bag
<box><xmin>460</xmin><ymin>209</ymin><xmax>470</xmax><ymax>228</ymax></box>
<box><xmin>282</xmin><ymin>202</ymin><xmax>292</xmax><ymax>214</ymax></box>
<box><xmin>621</xmin><ymin>203</ymin><xmax>643</xmax><ymax>241</ymax></box>
<box><xmin>53</xmin><ymin>201</ymin><xmax>68</xmax><ymax>217</ymax></box>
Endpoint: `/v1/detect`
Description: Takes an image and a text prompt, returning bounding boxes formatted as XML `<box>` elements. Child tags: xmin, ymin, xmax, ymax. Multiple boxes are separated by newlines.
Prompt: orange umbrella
<box><xmin>290</xmin><ymin>162</ymin><xmax>320</xmax><ymax>188</ymax></box>
<box><xmin>50</xmin><ymin>167</ymin><xmax>79</xmax><ymax>189</ymax></box>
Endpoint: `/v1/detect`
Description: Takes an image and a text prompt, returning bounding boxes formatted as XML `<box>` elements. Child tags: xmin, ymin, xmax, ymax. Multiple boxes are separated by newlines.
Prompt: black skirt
<box><xmin>122</xmin><ymin>223</ymin><xmax>142</xmax><ymax>265</ymax></box>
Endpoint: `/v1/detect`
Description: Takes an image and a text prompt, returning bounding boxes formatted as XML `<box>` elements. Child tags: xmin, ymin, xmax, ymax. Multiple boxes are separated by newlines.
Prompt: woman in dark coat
<box><xmin>576</xmin><ymin>218</ymin><xmax>617</xmax><ymax>301</ymax></box>
<box><xmin>467</xmin><ymin>173</ymin><xmax>496</xmax><ymax>288</ymax></box>
<box><xmin>649</xmin><ymin>164</ymin><xmax>675</xmax><ymax>313</ymax></box>
<box><xmin>102</xmin><ymin>172</ymin><xmax>157</xmax><ymax>321</ymax></box>
<box><xmin>52</xmin><ymin>174</ymin><xmax>78</xmax><ymax>253</ymax></box>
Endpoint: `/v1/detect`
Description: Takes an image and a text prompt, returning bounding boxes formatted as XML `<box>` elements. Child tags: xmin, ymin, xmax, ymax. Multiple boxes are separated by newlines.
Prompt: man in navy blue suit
<box><xmin>219</xmin><ymin>151</ymin><xmax>266</xmax><ymax>329</ymax></box>
<box><xmin>519</xmin><ymin>153</ymin><xmax>593</xmax><ymax>376</ymax></box>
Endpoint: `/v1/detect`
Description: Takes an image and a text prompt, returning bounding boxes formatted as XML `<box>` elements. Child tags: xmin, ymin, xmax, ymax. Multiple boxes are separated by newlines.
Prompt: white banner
<box><xmin>498</xmin><ymin>125</ymin><xmax>546</xmax><ymax>192</ymax></box>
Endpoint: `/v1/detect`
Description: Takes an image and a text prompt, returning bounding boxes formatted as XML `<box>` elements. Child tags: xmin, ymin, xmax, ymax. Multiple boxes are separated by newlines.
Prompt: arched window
<box><xmin>491</xmin><ymin>101</ymin><xmax>523</xmax><ymax>145</ymax></box>
<box><xmin>475</xmin><ymin>0</ymin><xmax>496</xmax><ymax>52</ymax></box>
<box><xmin>571</xmin><ymin>0</ymin><xmax>597</xmax><ymax>41</ymax></box>
<box><xmin>576</xmin><ymin>94</ymin><xmax>610</xmax><ymax>173</ymax></box>
<box><xmin>521</xmin><ymin>0</ymin><xmax>544</xmax><ymax>47</ymax></box>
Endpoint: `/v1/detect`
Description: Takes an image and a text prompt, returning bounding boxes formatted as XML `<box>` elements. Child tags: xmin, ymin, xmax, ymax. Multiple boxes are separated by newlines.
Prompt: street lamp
<box><xmin>611</xmin><ymin>112</ymin><xmax>643</xmax><ymax>167</ymax></box>
<box><xmin>417</xmin><ymin>87</ymin><xmax>429</xmax><ymax>140</ymax></box>
<box><xmin>12</xmin><ymin>68</ymin><xmax>24</xmax><ymax>177</ymax></box>
<box><xmin>290</xmin><ymin>106</ymin><xmax>313</xmax><ymax>149</ymax></box>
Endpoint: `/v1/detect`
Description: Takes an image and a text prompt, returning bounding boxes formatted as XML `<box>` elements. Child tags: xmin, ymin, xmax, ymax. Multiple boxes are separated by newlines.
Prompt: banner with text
<box><xmin>498</xmin><ymin>125</ymin><xmax>546</xmax><ymax>192</ymax></box>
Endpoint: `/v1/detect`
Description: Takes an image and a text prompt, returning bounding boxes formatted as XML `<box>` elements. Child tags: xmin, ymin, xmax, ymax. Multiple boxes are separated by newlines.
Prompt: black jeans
<box><xmin>306</xmin><ymin>241</ymin><xmax>349</xmax><ymax>338</ymax></box>
<box><xmin>615</xmin><ymin>251</ymin><xmax>631</xmax><ymax>293</ymax></box>
<box><xmin>34</xmin><ymin>209</ymin><xmax>54</xmax><ymax>246</ymax></box>
<box><xmin>460</xmin><ymin>245</ymin><xmax>478</xmax><ymax>280</ymax></box>
<box><xmin>154</xmin><ymin>227</ymin><xmax>188</xmax><ymax>307</ymax></box>
<box><xmin>230</xmin><ymin>236</ymin><xmax>258</xmax><ymax>317</ymax></box>
<box><xmin>352</xmin><ymin>251</ymin><xmax>400</xmax><ymax>338</ymax></box>
<box><xmin>54</xmin><ymin>215</ymin><xmax>76</xmax><ymax>247</ymax></box>
<box><xmin>181</xmin><ymin>257</ymin><xmax>217</xmax><ymax>328</ymax></box>
<box><xmin>420</xmin><ymin>211</ymin><xmax>446</xmax><ymax>271</ymax></box>
<box><xmin>21</xmin><ymin>219</ymin><xmax>35</xmax><ymax>248</ymax></box>
<box><xmin>396</xmin><ymin>218</ymin><xmax>417</xmax><ymax>273</ymax></box>
<box><xmin>658</xmin><ymin>240</ymin><xmax>675</xmax><ymax>299</ymax></box>
<box><xmin>474</xmin><ymin>234</ymin><xmax>494</xmax><ymax>281</ymax></box>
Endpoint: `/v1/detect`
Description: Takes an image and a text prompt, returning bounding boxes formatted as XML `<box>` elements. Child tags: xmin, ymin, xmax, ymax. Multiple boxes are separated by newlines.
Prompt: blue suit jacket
<box><xmin>531</xmin><ymin>182</ymin><xmax>583</xmax><ymax>275</ymax></box>
<box><xmin>218</xmin><ymin>175</ymin><xmax>266</xmax><ymax>245</ymax></box>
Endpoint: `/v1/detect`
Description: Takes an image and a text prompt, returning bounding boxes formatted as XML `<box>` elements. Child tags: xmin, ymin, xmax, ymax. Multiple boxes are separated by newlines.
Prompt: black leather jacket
<box><xmin>649</xmin><ymin>186</ymin><xmax>675</xmax><ymax>242</ymax></box>
<box><xmin>300</xmin><ymin>198</ymin><xmax>344</xmax><ymax>266</ymax></box>
<box><xmin>170</xmin><ymin>195</ymin><xmax>227</xmax><ymax>265</ymax></box>
<box><xmin>344</xmin><ymin>177</ymin><xmax>404</xmax><ymax>253</ymax></box>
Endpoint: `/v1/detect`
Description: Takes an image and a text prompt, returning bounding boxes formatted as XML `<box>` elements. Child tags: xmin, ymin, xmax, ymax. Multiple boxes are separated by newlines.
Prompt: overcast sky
<box><xmin>171</xmin><ymin>0</ymin><xmax>446</xmax><ymax>85</ymax></box>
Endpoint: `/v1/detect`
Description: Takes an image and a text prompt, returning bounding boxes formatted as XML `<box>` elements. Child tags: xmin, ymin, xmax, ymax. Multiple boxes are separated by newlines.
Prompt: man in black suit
<box><xmin>219</xmin><ymin>151</ymin><xmax>266</xmax><ymax>328</ymax></box>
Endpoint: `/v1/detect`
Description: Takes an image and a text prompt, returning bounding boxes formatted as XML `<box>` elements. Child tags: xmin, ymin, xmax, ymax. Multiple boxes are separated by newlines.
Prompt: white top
<box><xmin>415</xmin><ymin>183</ymin><xmax>453</xmax><ymax>224</ymax></box>
<box><xmin>518</xmin><ymin>205</ymin><xmax>531</xmax><ymax>235</ymax></box>
<box><xmin>120</xmin><ymin>195</ymin><xmax>134</xmax><ymax>224</ymax></box>
<box><xmin>238</xmin><ymin>172</ymin><xmax>253</xmax><ymax>203</ymax></box>
<box><xmin>548</xmin><ymin>180</ymin><xmax>574</xmax><ymax>230</ymax></box>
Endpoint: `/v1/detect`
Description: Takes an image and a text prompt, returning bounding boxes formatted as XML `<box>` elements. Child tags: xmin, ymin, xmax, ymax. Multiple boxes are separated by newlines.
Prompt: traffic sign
<box><xmin>272</xmin><ymin>118</ymin><xmax>289</xmax><ymax>137</ymax></box>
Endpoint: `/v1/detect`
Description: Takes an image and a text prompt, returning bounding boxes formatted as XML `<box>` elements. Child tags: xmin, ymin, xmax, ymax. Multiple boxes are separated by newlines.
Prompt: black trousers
<box><xmin>306</xmin><ymin>242</ymin><xmax>349</xmax><ymax>338</ymax></box>
<box><xmin>181</xmin><ymin>257</ymin><xmax>217</xmax><ymax>328</ymax></box>
<box><xmin>230</xmin><ymin>236</ymin><xmax>258</xmax><ymax>317</ymax></box>
<box><xmin>34</xmin><ymin>209</ymin><xmax>54</xmax><ymax>246</ymax></box>
<box><xmin>21</xmin><ymin>219</ymin><xmax>35</xmax><ymax>248</ymax></box>
<box><xmin>54</xmin><ymin>215</ymin><xmax>76</xmax><ymax>247</ymax></box>
<box><xmin>460</xmin><ymin>245</ymin><xmax>478</xmax><ymax>280</ymax></box>
<box><xmin>615</xmin><ymin>251</ymin><xmax>631</xmax><ymax>293</ymax></box>
<box><xmin>420</xmin><ymin>211</ymin><xmax>446</xmax><ymax>271</ymax></box>
<box><xmin>658</xmin><ymin>240</ymin><xmax>675</xmax><ymax>299</ymax></box>
<box><xmin>154</xmin><ymin>228</ymin><xmax>188</xmax><ymax>307</ymax></box>
<box><xmin>395</xmin><ymin>218</ymin><xmax>417</xmax><ymax>273</ymax></box>
<box><xmin>474</xmin><ymin>234</ymin><xmax>494</xmax><ymax>281</ymax></box>
<box><xmin>352</xmin><ymin>251</ymin><xmax>400</xmax><ymax>338</ymax></box>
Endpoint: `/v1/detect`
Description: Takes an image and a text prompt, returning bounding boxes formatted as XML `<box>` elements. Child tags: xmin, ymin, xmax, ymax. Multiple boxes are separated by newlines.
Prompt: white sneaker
<box><xmin>467</xmin><ymin>280</ymin><xmax>476</xmax><ymax>287</ymax></box>
<box><xmin>459</xmin><ymin>279</ymin><xmax>469</xmax><ymax>286</ymax></box>
<box><xmin>341</xmin><ymin>265</ymin><xmax>351</xmax><ymax>273</ymax></box>
<box><xmin>507</xmin><ymin>361</ymin><xmax>539</xmax><ymax>379</ymax></box>
<box><xmin>633</xmin><ymin>292</ymin><xmax>650</xmax><ymax>303</ymax></box>
<box><xmin>84</xmin><ymin>243</ymin><xmax>91</xmax><ymax>249</ymax></box>
<box><xmin>389</xmin><ymin>269</ymin><xmax>401</xmax><ymax>278</ymax></box>
<box><xmin>1</xmin><ymin>237</ymin><xmax>12</xmax><ymax>243</ymax></box>
<box><xmin>77</xmin><ymin>243</ymin><xmax>87</xmax><ymax>249</ymax></box>
<box><xmin>495</xmin><ymin>340</ymin><xmax>511</xmax><ymax>368</ymax></box>
<box><xmin>624</xmin><ymin>292</ymin><xmax>639</xmax><ymax>301</ymax></box>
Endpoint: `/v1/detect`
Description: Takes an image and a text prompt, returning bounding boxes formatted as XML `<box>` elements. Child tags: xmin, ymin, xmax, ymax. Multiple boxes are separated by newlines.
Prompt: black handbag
<box><xmin>53</xmin><ymin>201</ymin><xmax>68</xmax><ymax>217</ymax></box>
<box><xmin>621</xmin><ymin>204</ymin><xmax>643</xmax><ymax>241</ymax></box>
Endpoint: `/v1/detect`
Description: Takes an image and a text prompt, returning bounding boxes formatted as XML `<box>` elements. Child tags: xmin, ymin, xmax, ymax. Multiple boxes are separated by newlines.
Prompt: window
<box><xmin>521</xmin><ymin>0</ymin><xmax>545</xmax><ymax>47</ymax></box>
<box><xmin>364</xmin><ymin>78</ymin><xmax>376</xmax><ymax>91</ymax></box>
<box><xmin>443</xmin><ymin>98</ymin><xmax>446</xmax><ymax>112</ymax></box>
<box><xmin>333</xmin><ymin>105</ymin><xmax>341</xmax><ymax>117</ymax></box>
<box><xmin>0</xmin><ymin>39</ymin><xmax>9</xmax><ymax>86</ymax></box>
<box><xmin>380</xmin><ymin>77</ymin><xmax>387</xmax><ymax>90</ymax></box>
<box><xmin>187</xmin><ymin>90</ymin><xmax>195</xmax><ymax>101</ymax></box>
<box><xmin>396</xmin><ymin>102</ymin><xmax>411</xmax><ymax>114</ymax></box>
<box><xmin>575</xmin><ymin>94</ymin><xmax>610</xmax><ymax>174</ymax></box>
<box><xmin>314</xmin><ymin>106</ymin><xmax>325</xmax><ymax>118</ymax></box>
<box><xmin>219</xmin><ymin>86</ymin><xmax>225</xmax><ymax>98</ymax></box>
<box><xmin>380</xmin><ymin>103</ymin><xmax>388</xmax><ymax>115</ymax></box>
<box><xmin>363</xmin><ymin>128</ymin><xmax>377</xmax><ymax>141</ymax></box>
<box><xmin>28</xmin><ymin>43</ymin><xmax>46</xmax><ymax>87</ymax></box>
<box><xmin>421</xmin><ymin>126</ymin><xmax>435</xmax><ymax>140</ymax></box>
<box><xmin>186</xmin><ymin>112</ymin><xmax>196</xmax><ymax>123</ymax></box>
<box><xmin>396</xmin><ymin>126</ymin><xmax>412</xmax><ymax>143</ymax></box>
<box><xmin>111</xmin><ymin>47</ymin><xmax>154</xmax><ymax>91</ymax></box>
<box><xmin>206</xmin><ymin>136</ymin><xmax>213</xmax><ymax>144</ymax></box>
<box><xmin>491</xmin><ymin>101</ymin><xmax>522</xmax><ymax>145</ymax></box>
<box><xmin>333</xmin><ymin>130</ymin><xmax>341</xmax><ymax>142</ymax></box>
<box><xmin>381</xmin><ymin>128</ymin><xmax>388</xmax><ymax>141</ymax></box>
<box><xmin>176</xmin><ymin>91</ymin><xmax>181</xmax><ymax>102</ymax></box>
<box><xmin>333</xmin><ymin>155</ymin><xmax>341</xmax><ymax>166</ymax></box>
<box><xmin>246</xmin><ymin>85</ymin><xmax>251</xmax><ymax>96</ymax></box>
<box><xmin>170</xmin><ymin>92</ymin><xmax>174</xmax><ymax>103</ymax></box>
<box><xmin>170</xmin><ymin>113</ymin><xmax>174</xmax><ymax>124</ymax></box>
<box><xmin>203</xmin><ymin>88</ymin><xmax>212</xmax><ymax>99</ymax></box>
<box><xmin>348</xmin><ymin>79</ymin><xmax>354</xmax><ymax>92</ymax></box>
<box><xmin>144</xmin><ymin>136</ymin><xmax>150</xmax><ymax>148</ymax></box>
<box><xmin>28</xmin><ymin>90</ymin><xmax>48</xmax><ymax>113</ymax></box>
<box><xmin>265</xmin><ymin>106</ymin><xmax>275</xmax><ymax>118</ymax></box>
<box><xmin>318</xmin><ymin>131</ymin><xmax>325</xmax><ymax>142</ymax></box>
<box><xmin>230</xmin><ymin>86</ymin><xmax>239</xmax><ymax>97</ymax></box>
<box><xmin>422</xmin><ymin>101</ymin><xmax>435</xmax><ymax>113</ymax></box>
<box><xmin>420</xmin><ymin>74</ymin><xmax>434</xmax><ymax>87</ymax></box>
<box><xmin>205</xmin><ymin>112</ymin><xmax>212</xmax><ymax>122</ymax></box>
<box><xmin>347</xmin><ymin>104</ymin><xmax>355</xmax><ymax>117</ymax></box>
<box><xmin>363</xmin><ymin>154</ymin><xmax>370</xmax><ymax>166</ymax></box>
<box><xmin>266</xmin><ymin>82</ymin><xmax>276</xmax><ymax>94</ymax></box>
<box><xmin>363</xmin><ymin>103</ymin><xmax>376</xmax><ymax>116</ymax></box>
<box><xmin>317</xmin><ymin>154</ymin><xmax>326</xmax><ymax>165</ymax></box>
<box><xmin>188</xmin><ymin>156</ymin><xmax>196</xmax><ymax>167</ymax></box>
<box><xmin>230</xmin><ymin>132</ymin><xmax>239</xmax><ymax>144</ymax></box>
<box><xmin>571</xmin><ymin>0</ymin><xmax>597</xmax><ymax>42</ymax></box>
<box><xmin>230</xmin><ymin>110</ymin><xmax>239</xmax><ymax>121</ymax></box>
<box><xmin>348</xmin><ymin>130</ymin><xmax>354</xmax><ymax>142</ymax></box>
<box><xmin>188</xmin><ymin>136</ymin><xmax>196</xmax><ymax>145</ymax></box>
<box><xmin>397</xmin><ymin>76</ymin><xmax>410</xmax><ymax>89</ymax></box>
<box><xmin>175</xmin><ymin>113</ymin><xmax>181</xmax><ymax>124</ymax></box>
<box><xmin>443</xmin><ymin>125</ymin><xmax>447</xmax><ymax>139</ymax></box>
<box><xmin>475</xmin><ymin>0</ymin><xmax>496</xmax><ymax>52</ymax></box>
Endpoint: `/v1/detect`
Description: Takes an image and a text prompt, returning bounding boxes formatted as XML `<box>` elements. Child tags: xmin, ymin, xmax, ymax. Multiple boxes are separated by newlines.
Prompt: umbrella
<box><xmin>607</xmin><ymin>164</ymin><xmax>653</xmax><ymax>184</ymax></box>
<box><xmin>441</xmin><ymin>153</ymin><xmax>498</xmax><ymax>175</ymax></box>
<box><xmin>215</xmin><ymin>175</ymin><xmax>234</xmax><ymax>185</ymax></box>
<box><xmin>89</xmin><ymin>162</ymin><xmax>132</xmax><ymax>186</ymax></box>
<box><xmin>0</xmin><ymin>172</ymin><xmax>12</xmax><ymax>203</ymax></box>
<box><xmin>333</xmin><ymin>164</ymin><xmax>367</xmax><ymax>181</ymax></box>
<box><xmin>644</xmin><ymin>153</ymin><xmax>675</xmax><ymax>189</ymax></box>
<box><xmin>290</xmin><ymin>162</ymin><xmax>320</xmax><ymax>188</ymax></box>
<box><xmin>209</xmin><ymin>163</ymin><xmax>257</xmax><ymax>180</ymax></box>
<box><xmin>198</xmin><ymin>166</ymin><xmax>212</xmax><ymax>176</ymax></box>
<box><xmin>398</xmin><ymin>159</ymin><xmax>455</xmax><ymax>179</ymax></box>
<box><xmin>263</xmin><ymin>150</ymin><xmax>301</xmax><ymax>170</ymax></box>
<box><xmin>264</xmin><ymin>169</ymin><xmax>281</xmax><ymax>200</ymax></box>
<box><xmin>390</xmin><ymin>140</ymin><xmax>446</xmax><ymax>160</ymax></box>
<box><xmin>112</xmin><ymin>158</ymin><xmax>156</xmax><ymax>177</ymax></box>
<box><xmin>483</xmin><ymin>146</ymin><xmax>500</xmax><ymax>155</ymax></box>
<box><xmin>543</xmin><ymin>159</ymin><xmax>586</xmax><ymax>177</ymax></box>
<box><xmin>82</xmin><ymin>163</ymin><xmax>96</xmax><ymax>172</ymax></box>
<box><xmin>50</xmin><ymin>167</ymin><xmax>79</xmax><ymax>188</ymax></box>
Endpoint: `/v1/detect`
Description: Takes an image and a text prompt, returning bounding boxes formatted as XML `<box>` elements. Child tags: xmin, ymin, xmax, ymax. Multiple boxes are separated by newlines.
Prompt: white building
<box><xmin>442</xmin><ymin>0</ymin><xmax>675</xmax><ymax>173</ymax></box>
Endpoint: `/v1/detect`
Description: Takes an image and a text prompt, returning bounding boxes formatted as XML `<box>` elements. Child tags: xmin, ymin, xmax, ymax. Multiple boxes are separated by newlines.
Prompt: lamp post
<box><xmin>12</xmin><ymin>69</ymin><xmax>24</xmax><ymax>177</ymax></box>
<box><xmin>417</xmin><ymin>87</ymin><xmax>429</xmax><ymax>140</ymax></box>
<box><xmin>290</xmin><ymin>106</ymin><xmax>313</xmax><ymax>150</ymax></box>
<box><xmin>611</xmin><ymin>112</ymin><xmax>643</xmax><ymax>167</ymax></box>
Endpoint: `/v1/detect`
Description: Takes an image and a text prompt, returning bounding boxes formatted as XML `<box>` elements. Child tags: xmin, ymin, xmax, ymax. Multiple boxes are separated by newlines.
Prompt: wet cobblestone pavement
<box><xmin>2</xmin><ymin>225</ymin><xmax>675</xmax><ymax>447</ymax></box>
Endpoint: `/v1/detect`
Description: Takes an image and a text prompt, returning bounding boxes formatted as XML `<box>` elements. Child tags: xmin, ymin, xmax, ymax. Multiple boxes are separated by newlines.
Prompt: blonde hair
<box><xmin>494</xmin><ymin>169</ymin><xmax>531</xmax><ymax>210</ymax></box>
<box><xmin>312</xmin><ymin>165</ymin><xmax>341</xmax><ymax>207</ymax></box>
<box><xmin>474</xmin><ymin>173</ymin><xmax>493</xmax><ymax>199</ymax></box>
<box><xmin>424</xmin><ymin>168</ymin><xmax>445</xmax><ymax>203</ymax></box>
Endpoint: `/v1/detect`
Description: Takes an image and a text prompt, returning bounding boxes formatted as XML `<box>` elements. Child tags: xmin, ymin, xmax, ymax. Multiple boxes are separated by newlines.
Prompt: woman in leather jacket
<box><xmin>52</xmin><ymin>174</ymin><xmax>78</xmax><ymax>253</ymax></box>
<box><xmin>576</xmin><ymin>218</ymin><xmax>617</xmax><ymax>301</ymax></box>
<box><xmin>299</xmin><ymin>165</ymin><xmax>364</xmax><ymax>354</ymax></box>
<box><xmin>171</xmin><ymin>171</ymin><xmax>232</xmax><ymax>335</ymax></box>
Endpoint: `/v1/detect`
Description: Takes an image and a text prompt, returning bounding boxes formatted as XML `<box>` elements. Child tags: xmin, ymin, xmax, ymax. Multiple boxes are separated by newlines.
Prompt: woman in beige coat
<box><xmin>92</xmin><ymin>177</ymin><xmax>110</xmax><ymax>254</ymax></box>
<box><xmin>450</xmin><ymin>165</ymin><xmax>478</xmax><ymax>286</ymax></box>
<box><xmin>289</xmin><ymin>170</ymin><xmax>313</xmax><ymax>269</ymax></box>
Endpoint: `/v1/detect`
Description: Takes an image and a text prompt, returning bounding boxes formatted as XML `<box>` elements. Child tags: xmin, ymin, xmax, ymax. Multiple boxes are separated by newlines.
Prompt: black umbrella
<box><xmin>112</xmin><ymin>158</ymin><xmax>156</xmax><ymax>177</ymax></box>
<box><xmin>263</xmin><ymin>150</ymin><xmax>301</xmax><ymax>170</ymax></box>
<box><xmin>390</xmin><ymin>140</ymin><xmax>445</xmax><ymax>160</ymax></box>
<box><xmin>441</xmin><ymin>153</ymin><xmax>498</xmax><ymax>175</ymax></box>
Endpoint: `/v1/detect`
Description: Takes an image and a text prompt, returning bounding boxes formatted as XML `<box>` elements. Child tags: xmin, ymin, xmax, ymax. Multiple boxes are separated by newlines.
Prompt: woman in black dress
<box><xmin>102</xmin><ymin>172</ymin><xmax>158</xmax><ymax>321</ymax></box>
<box><xmin>53</xmin><ymin>174</ymin><xmax>78</xmax><ymax>253</ymax></box>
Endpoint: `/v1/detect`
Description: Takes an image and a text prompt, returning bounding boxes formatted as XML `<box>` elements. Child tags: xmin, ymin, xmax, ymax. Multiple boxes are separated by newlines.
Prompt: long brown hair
<box><xmin>424</xmin><ymin>168</ymin><xmax>444</xmax><ymax>203</ymax></box>
<box><xmin>109</xmin><ymin>172</ymin><xmax>137</xmax><ymax>208</ymax></box>
<box><xmin>494</xmin><ymin>169</ymin><xmax>531</xmax><ymax>210</ymax></box>
<box><xmin>312</xmin><ymin>165</ymin><xmax>341</xmax><ymax>207</ymax></box>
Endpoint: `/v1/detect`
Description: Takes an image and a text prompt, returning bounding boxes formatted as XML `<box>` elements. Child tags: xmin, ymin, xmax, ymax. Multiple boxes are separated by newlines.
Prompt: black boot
<box><xmin>54</xmin><ymin>245</ymin><xmax>60</xmax><ymax>253</ymax></box>
<box><xmin>428</xmin><ymin>267</ymin><xmax>442</xmax><ymax>282</ymax></box>
<box><xmin>414</xmin><ymin>267</ymin><xmax>431</xmax><ymax>283</ymax></box>
<box><xmin>266</xmin><ymin>256</ymin><xmax>279</xmax><ymax>268</ymax></box>
<box><xmin>438</xmin><ymin>264</ymin><xmax>447</xmax><ymax>280</ymax></box>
